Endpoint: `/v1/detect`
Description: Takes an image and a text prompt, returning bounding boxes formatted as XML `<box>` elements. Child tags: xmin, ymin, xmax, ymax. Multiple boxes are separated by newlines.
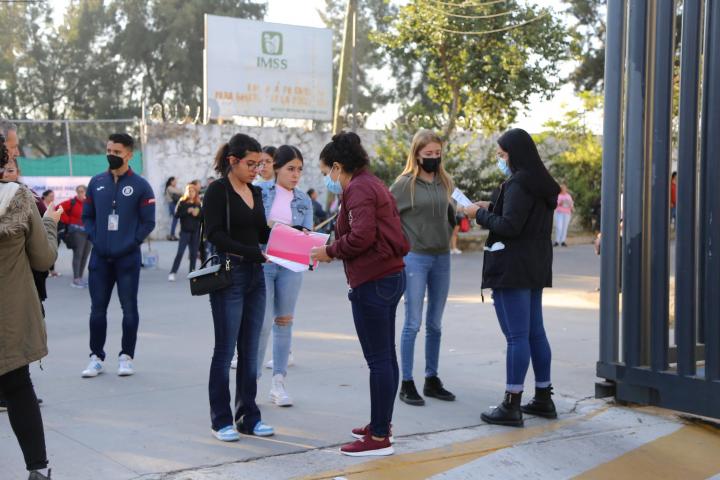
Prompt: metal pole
<box><xmin>675</xmin><ymin>0</ymin><xmax>703</xmax><ymax>377</ymax></box>
<box><xmin>622</xmin><ymin>0</ymin><xmax>648</xmax><ymax>368</ymax></box>
<box><xmin>332</xmin><ymin>0</ymin><xmax>353</xmax><ymax>134</ymax></box>
<box><xmin>648</xmin><ymin>0</ymin><xmax>674</xmax><ymax>372</ymax></box>
<box><xmin>701</xmin><ymin>0</ymin><xmax>720</xmax><ymax>381</ymax></box>
<box><xmin>351</xmin><ymin>0</ymin><xmax>358</xmax><ymax>132</ymax></box>
<box><xmin>599</xmin><ymin>0</ymin><xmax>627</xmax><ymax>365</ymax></box>
<box><xmin>65</xmin><ymin>120</ymin><xmax>73</xmax><ymax>177</ymax></box>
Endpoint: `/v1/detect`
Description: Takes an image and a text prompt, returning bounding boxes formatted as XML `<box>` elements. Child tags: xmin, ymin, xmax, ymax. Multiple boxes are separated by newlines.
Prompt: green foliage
<box><xmin>375</xmin><ymin>0</ymin><xmax>569</xmax><ymax>137</ymax></box>
<box><xmin>565</xmin><ymin>0</ymin><xmax>606</xmax><ymax>92</ymax></box>
<box><xmin>535</xmin><ymin>92</ymin><xmax>603</xmax><ymax>229</ymax></box>
<box><xmin>319</xmin><ymin>0</ymin><xmax>396</xmax><ymax>115</ymax></box>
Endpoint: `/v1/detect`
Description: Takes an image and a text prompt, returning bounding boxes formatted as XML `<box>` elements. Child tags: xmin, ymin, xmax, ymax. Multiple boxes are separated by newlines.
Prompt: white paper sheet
<box><xmin>265</xmin><ymin>254</ymin><xmax>310</xmax><ymax>273</ymax></box>
<box><xmin>451</xmin><ymin>188</ymin><xmax>473</xmax><ymax>207</ymax></box>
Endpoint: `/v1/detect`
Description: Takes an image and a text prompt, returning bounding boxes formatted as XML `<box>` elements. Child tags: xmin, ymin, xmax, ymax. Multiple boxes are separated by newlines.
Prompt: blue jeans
<box><xmin>492</xmin><ymin>289</ymin><xmax>552</xmax><ymax>393</ymax></box>
<box><xmin>400</xmin><ymin>252</ymin><xmax>451</xmax><ymax>381</ymax></box>
<box><xmin>170</xmin><ymin>230</ymin><xmax>200</xmax><ymax>274</ymax></box>
<box><xmin>257</xmin><ymin>263</ymin><xmax>304</xmax><ymax>376</ymax></box>
<box><xmin>349</xmin><ymin>271</ymin><xmax>406</xmax><ymax>438</ymax></box>
<box><xmin>169</xmin><ymin>202</ymin><xmax>178</xmax><ymax>236</ymax></box>
<box><xmin>88</xmin><ymin>248</ymin><xmax>141</xmax><ymax>360</ymax></box>
<box><xmin>208</xmin><ymin>261</ymin><xmax>266</xmax><ymax>432</ymax></box>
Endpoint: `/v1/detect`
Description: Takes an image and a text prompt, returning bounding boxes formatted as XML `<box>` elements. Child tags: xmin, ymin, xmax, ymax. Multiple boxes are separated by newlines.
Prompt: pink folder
<box><xmin>265</xmin><ymin>223</ymin><xmax>330</xmax><ymax>272</ymax></box>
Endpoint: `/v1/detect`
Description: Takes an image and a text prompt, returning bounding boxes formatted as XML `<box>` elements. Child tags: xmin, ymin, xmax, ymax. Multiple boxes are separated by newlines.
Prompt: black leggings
<box><xmin>0</xmin><ymin>365</ymin><xmax>48</xmax><ymax>471</ymax></box>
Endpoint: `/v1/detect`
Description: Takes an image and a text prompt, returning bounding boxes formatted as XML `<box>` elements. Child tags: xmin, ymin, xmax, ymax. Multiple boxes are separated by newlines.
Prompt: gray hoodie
<box><xmin>390</xmin><ymin>174</ymin><xmax>454</xmax><ymax>255</ymax></box>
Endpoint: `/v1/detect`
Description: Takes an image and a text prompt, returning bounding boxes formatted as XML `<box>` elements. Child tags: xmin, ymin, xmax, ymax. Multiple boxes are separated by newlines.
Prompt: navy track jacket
<box><xmin>82</xmin><ymin>168</ymin><xmax>156</xmax><ymax>258</ymax></box>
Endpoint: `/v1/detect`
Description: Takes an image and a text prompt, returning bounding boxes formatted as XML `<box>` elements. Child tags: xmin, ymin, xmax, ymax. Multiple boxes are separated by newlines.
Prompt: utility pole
<box><xmin>332</xmin><ymin>0</ymin><xmax>357</xmax><ymax>134</ymax></box>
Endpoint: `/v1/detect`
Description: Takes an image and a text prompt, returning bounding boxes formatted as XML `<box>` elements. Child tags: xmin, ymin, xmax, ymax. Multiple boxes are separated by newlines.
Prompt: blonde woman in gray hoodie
<box><xmin>390</xmin><ymin>129</ymin><xmax>458</xmax><ymax>406</ymax></box>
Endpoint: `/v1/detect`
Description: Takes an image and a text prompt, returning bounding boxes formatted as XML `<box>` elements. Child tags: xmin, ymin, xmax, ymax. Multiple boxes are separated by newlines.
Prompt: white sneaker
<box><xmin>451</xmin><ymin>248</ymin><xmax>462</xmax><ymax>255</ymax></box>
<box><xmin>230</xmin><ymin>356</ymin><xmax>238</xmax><ymax>369</ymax></box>
<box><xmin>269</xmin><ymin>374</ymin><xmax>293</xmax><ymax>407</ymax></box>
<box><xmin>265</xmin><ymin>352</ymin><xmax>295</xmax><ymax>370</ymax></box>
<box><xmin>117</xmin><ymin>354</ymin><xmax>135</xmax><ymax>376</ymax></box>
<box><xmin>168</xmin><ymin>273</ymin><xmax>176</xmax><ymax>282</ymax></box>
<box><xmin>81</xmin><ymin>355</ymin><xmax>104</xmax><ymax>378</ymax></box>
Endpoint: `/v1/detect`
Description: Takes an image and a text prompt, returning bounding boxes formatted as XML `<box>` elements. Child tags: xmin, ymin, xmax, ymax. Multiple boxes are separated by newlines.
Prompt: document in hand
<box><xmin>451</xmin><ymin>188</ymin><xmax>473</xmax><ymax>208</ymax></box>
<box><xmin>265</xmin><ymin>223</ymin><xmax>330</xmax><ymax>272</ymax></box>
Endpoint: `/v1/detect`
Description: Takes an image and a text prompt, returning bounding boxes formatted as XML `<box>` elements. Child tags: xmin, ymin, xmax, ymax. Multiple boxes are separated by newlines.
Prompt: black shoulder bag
<box><xmin>188</xmin><ymin>184</ymin><xmax>233</xmax><ymax>296</ymax></box>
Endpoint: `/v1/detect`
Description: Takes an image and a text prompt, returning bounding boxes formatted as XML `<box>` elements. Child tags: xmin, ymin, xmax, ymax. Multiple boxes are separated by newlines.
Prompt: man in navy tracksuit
<box><xmin>81</xmin><ymin>133</ymin><xmax>156</xmax><ymax>378</ymax></box>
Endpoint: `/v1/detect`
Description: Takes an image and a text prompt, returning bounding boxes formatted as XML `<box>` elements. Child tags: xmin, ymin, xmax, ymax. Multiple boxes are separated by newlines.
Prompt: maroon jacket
<box><xmin>327</xmin><ymin>169</ymin><xmax>410</xmax><ymax>288</ymax></box>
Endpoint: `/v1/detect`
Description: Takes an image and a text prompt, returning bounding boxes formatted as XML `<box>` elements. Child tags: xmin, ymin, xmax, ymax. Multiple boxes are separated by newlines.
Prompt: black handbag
<box><xmin>187</xmin><ymin>183</ymin><xmax>234</xmax><ymax>296</ymax></box>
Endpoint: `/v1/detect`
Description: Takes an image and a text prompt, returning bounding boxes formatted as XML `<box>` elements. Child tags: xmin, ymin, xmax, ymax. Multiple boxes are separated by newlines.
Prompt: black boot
<box><xmin>399</xmin><ymin>380</ymin><xmax>425</xmax><ymax>406</ymax></box>
<box><xmin>521</xmin><ymin>385</ymin><xmax>557</xmax><ymax>419</ymax></box>
<box><xmin>481</xmin><ymin>392</ymin><xmax>524</xmax><ymax>427</ymax></box>
<box><xmin>28</xmin><ymin>469</ymin><xmax>51</xmax><ymax>480</ymax></box>
<box><xmin>423</xmin><ymin>376</ymin><xmax>456</xmax><ymax>401</ymax></box>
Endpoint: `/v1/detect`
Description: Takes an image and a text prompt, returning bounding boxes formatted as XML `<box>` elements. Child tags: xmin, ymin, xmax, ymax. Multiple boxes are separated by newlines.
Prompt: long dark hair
<box><xmin>262</xmin><ymin>145</ymin><xmax>277</xmax><ymax>158</ymax></box>
<box><xmin>273</xmin><ymin>145</ymin><xmax>303</xmax><ymax>175</ymax></box>
<box><xmin>0</xmin><ymin>134</ymin><xmax>7</xmax><ymax>175</ymax></box>
<box><xmin>213</xmin><ymin>133</ymin><xmax>262</xmax><ymax>176</ymax></box>
<box><xmin>498</xmin><ymin>128</ymin><xmax>559</xmax><ymax>199</ymax></box>
<box><xmin>165</xmin><ymin>177</ymin><xmax>175</xmax><ymax>189</ymax></box>
<box><xmin>319</xmin><ymin>131</ymin><xmax>368</xmax><ymax>173</ymax></box>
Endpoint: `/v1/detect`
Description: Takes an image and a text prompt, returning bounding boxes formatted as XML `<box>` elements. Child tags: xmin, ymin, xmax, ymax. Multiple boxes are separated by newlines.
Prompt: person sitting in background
<box><xmin>60</xmin><ymin>185</ymin><xmax>91</xmax><ymax>288</ymax></box>
<box><xmin>307</xmin><ymin>188</ymin><xmax>327</xmax><ymax>227</ymax></box>
<box><xmin>168</xmin><ymin>183</ymin><xmax>202</xmax><ymax>282</ymax></box>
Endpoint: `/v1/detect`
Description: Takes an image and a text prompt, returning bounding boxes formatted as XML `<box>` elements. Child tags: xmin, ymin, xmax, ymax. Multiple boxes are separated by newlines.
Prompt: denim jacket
<box><xmin>260</xmin><ymin>182</ymin><xmax>314</xmax><ymax>230</ymax></box>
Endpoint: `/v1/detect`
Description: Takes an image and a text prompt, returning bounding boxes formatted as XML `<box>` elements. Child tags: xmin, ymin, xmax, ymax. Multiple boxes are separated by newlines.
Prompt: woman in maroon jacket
<box><xmin>311</xmin><ymin>132</ymin><xmax>409</xmax><ymax>457</ymax></box>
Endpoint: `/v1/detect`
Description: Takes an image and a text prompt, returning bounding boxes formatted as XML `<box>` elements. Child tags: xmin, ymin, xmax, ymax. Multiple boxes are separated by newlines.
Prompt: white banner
<box><xmin>23</xmin><ymin>176</ymin><xmax>91</xmax><ymax>204</ymax></box>
<box><xmin>204</xmin><ymin>15</ymin><xmax>333</xmax><ymax>121</ymax></box>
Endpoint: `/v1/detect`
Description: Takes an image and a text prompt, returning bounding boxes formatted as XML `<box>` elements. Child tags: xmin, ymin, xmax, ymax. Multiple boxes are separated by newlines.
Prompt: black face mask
<box><xmin>107</xmin><ymin>154</ymin><xmax>124</xmax><ymax>170</ymax></box>
<box><xmin>419</xmin><ymin>157</ymin><xmax>441</xmax><ymax>173</ymax></box>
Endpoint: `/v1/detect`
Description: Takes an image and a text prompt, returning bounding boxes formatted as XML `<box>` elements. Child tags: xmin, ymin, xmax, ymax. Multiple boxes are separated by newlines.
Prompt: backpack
<box><xmin>58</xmin><ymin>198</ymin><xmax>77</xmax><ymax>248</ymax></box>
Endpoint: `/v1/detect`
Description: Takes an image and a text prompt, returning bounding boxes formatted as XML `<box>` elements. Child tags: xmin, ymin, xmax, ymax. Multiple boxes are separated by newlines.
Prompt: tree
<box><xmin>318</xmin><ymin>0</ymin><xmax>396</xmax><ymax>117</ymax></box>
<box><xmin>565</xmin><ymin>0</ymin><xmax>606</xmax><ymax>92</ymax></box>
<box><xmin>376</xmin><ymin>0</ymin><xmax>569</xmax><ymax>138</ymax></box>
<box><xmin>112</xmin><ymin>0</ymin><xmax>266</xmax><ymax>107</ymax></box>
<box><xmin>535</xmin><ymin>92</ymin><xmax>603</xmax><ymax>229</ymax></box>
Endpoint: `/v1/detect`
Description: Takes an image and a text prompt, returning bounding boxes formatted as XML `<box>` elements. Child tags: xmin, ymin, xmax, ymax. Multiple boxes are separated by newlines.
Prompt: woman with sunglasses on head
<box><xmin>311</xmin><ymin>131</ymin><xmax>409</xmax><ymax>457</ymax></box>
<box><xmin>465</xmin><ymin>128</ymin><xmax>560</xmax><ymax>427</ymax></box>
<box><xmin>203</xmin><ymin>133</ymin><xmax>274</xmax><ymax>442</ymax></box>
<box><xmin>256</xmin><ymin>145</ymin><xmax>313</xmax><ymax>407</ymax></box>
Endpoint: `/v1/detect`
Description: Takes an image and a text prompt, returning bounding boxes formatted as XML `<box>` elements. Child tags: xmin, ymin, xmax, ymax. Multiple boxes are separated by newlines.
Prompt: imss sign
<box><xmin>204</xmin><ymin>15</ymin><xmax>333</xmax><ymax>120</ymax></box>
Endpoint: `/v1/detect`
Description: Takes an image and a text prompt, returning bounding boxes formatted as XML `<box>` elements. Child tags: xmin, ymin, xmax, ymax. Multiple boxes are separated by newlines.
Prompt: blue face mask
<box><xmin>324</xmin><ymin>167</ymin><xmax>343</xmax><ymax>194</ymax></box>
<box><xmin>497</xmin><ymin>156</ymin><xmax>511</xmax><ymax>177</ymax></box>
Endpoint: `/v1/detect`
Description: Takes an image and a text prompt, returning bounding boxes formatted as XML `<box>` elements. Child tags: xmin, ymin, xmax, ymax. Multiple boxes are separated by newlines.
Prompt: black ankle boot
<box><xmin>28</xmin><ymin>469</ymin><xmax>51</xmax><ymax>480</ymax></box>
<box><xmin>481</xmin><ymin>392</ymin><xmax>524</xmax><ymax>427</ymax></box>
<box><xmin>521</xmin><ymin>385</ymin><xmax>557</xmax><ymax>419</ymax></box>
<box><xmin>423</xmin><ymin>376</ymin><xmax>456</xmax><ymax>401</ymax></box>
<box><xmin>399</xmin><ymin>380</ymin><xmax>425</xmax><ymax>406</ymax></box>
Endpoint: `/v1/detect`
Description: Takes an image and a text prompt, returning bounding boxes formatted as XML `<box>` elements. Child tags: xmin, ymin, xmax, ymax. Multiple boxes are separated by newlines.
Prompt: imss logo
<box><xmin>257</xmin><ymin>31</ymin><xmax>288</xmax><ymax>70</ymax></box>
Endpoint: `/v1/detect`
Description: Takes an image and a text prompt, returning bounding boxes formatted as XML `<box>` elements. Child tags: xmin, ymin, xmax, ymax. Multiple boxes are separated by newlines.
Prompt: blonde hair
<box><xmin>179</xmin><ymin>183</ymin><xmax>201</xmax><ymax>204</ymax></box>
<box><xmin>397</xmin><ymin>129</ymin><xmax>454</xmax><ymax>207</ymax></box>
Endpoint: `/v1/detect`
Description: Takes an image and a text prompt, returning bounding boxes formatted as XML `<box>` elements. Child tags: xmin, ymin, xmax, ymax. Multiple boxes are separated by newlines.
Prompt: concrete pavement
<box><xmin>2</xmin><ymin>241</ymin><xmax>716</xmax><ymax>479</ymax></box>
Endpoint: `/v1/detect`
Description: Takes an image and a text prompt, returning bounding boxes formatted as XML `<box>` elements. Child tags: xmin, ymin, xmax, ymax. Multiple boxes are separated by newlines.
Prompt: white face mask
<box><xmin>496</xmin><ymin>156</ymin><xmax>511</xmax><ymax>176</ymax></box>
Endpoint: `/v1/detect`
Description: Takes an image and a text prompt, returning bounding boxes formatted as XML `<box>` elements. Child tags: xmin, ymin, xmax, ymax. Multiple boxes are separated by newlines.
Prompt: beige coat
<box><xmin>0</xmin><ymin>181</ymin><xmax>57</xmax><ymax>376</ymax></box>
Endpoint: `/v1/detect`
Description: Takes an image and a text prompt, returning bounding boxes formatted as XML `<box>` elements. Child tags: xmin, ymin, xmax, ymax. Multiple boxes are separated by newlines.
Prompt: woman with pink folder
<box><xmin>257</xmin><ymin>145</ymin><xmax>313</xmax><ymax>407</ymax></box>
<box><xmin>311</xmin><ymin>132</ymin><xmax>410</xmax><ymax>457</ymax></box>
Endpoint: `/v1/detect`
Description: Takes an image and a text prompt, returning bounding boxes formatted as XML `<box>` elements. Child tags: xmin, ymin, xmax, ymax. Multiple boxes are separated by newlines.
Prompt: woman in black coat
<box><xmin>466</xmin><ymin>128</ymin><xmax>560</xmax><ymax>427</ymax></box>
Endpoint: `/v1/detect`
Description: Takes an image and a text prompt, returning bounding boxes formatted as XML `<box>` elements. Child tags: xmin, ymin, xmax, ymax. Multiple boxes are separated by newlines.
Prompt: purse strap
<box><xmin>199</xmin><ymin>179</ymin><xmax>234</xmax><ymax>272</ymax></box>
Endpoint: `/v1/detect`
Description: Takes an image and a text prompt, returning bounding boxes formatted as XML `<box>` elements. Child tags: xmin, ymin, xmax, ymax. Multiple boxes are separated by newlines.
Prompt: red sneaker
<box><xmin>351</xmin><ymin>424</ymin><xmax>394</xmax><ymax>443</ymax></box>
<box><xmin>340</xmin><ymin>435</ymin><xmax>394</xmax><ymax>457</ymax></box>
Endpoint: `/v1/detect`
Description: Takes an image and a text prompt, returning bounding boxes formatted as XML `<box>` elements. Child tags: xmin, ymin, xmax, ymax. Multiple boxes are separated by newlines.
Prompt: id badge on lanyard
<box><xmin>108</xmin><ymin>213</ymin><xmax>119</xmax><ymax>231</ymax></box>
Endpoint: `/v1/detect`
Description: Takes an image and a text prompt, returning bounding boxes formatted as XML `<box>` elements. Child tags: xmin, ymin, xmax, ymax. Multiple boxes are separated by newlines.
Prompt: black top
<box><xmin>476</xmin><ymin>171</ymin><xmax>560</xmax><ymax>290</ymax></box>
<box><xmin>174</xmin><ymin>200</ymin><xmax>202</xmax><ymax>233</ymax></box>
<box><xmin>203</xmin><ymin>178</ymin><xmax>270</xmax><ymax>263</ymax></box>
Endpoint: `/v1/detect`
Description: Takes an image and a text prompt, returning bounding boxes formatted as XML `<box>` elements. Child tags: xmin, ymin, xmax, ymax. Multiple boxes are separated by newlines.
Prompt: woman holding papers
<box><xmin>203</xmin><ymin>133</ymin><xmax>274</xmax><ymax>442</ymax></box>
<box><xmin>390</xmin><ymin>129</ymin><xmax>457</xmax><ymax>407</ymax></box>
<box><xmin>465</xmin><ymin>128</ymin><xmax>560</xmax><ymax>428</ymax></box>
<box><xmin>310</xmin><ymin>132</ymin><xmax>410</xmax><ymax>457</ymax></box>
<box><xmin>257</xmin><ymin>145</ymin><xmax>313</xmax><ymax>406</ymax></box>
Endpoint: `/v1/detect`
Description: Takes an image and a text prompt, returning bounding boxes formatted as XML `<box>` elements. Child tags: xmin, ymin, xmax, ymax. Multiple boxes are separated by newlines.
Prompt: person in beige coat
<box><xmin>0</xmin><ymin>135</ymin><xmax>62</xmax><ymax>480</ymax></box>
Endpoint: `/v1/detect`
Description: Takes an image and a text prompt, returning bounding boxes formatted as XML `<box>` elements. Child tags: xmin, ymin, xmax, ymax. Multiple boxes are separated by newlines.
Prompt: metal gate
<box><xmin>596</xmin><ymin>0</ymin><xmax>720</xmax><ymax>418</ymax></box>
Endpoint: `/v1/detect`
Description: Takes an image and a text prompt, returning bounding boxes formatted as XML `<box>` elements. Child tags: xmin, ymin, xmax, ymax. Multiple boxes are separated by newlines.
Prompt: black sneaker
<box><xmin>561</xmin><ymin>242</ymin><xmax>568</xmax><ymax>247</ymax></box>
<box><xmin>399</xmin><ymin>380</ymin><xmax>425</xmax><ymax>406</ymax></box>
<box><xmin>553</xmin><ymin>242</ymin><xmax>559</xmax><ymax>247</ymax></box>
<box><xmin>423</xmin><ymin>376</ymin><xmax>456</xmax><ymax>401</ymax></box>
<box><xmin>0</xmin><ymin>399</ymin><xmax>6</xmax><ymax>412</ymax></box>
